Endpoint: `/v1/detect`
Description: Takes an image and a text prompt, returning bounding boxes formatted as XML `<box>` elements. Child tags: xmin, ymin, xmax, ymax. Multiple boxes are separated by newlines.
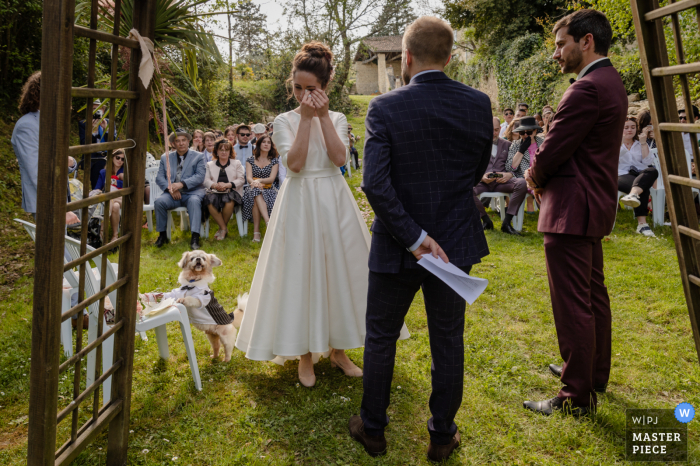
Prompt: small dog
<box><xmin>163</xmin><ymin>250</ymin><xmax>246</xmax><ymax>362</ymax></box>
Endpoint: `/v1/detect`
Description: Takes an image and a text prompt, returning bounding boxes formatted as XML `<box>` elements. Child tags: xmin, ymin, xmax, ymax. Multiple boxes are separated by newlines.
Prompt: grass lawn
<box><xmin>1</xmin><ymin>99</ymin><xmax>700</xmax><ymax>463</ymax></box>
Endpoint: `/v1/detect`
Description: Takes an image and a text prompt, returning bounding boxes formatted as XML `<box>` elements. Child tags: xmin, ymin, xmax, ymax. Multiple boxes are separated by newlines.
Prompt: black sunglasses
<box><xmin>520</xmin><ymin>130</ymin><xmax>534</xmax><ymax>135</ymax></box>
<box><xmin>504</xmin><ymin>112</ymin><xmax>514</xmax><ymax>116</ymax></box>
<box><xmin>239</xmin><ymin>133</ymin><xmax>251</xmax><ymax>137</ymax></box>
<box><xmin>114</xmin><ymin>156</ymin><xmax>124</xmax><ymax>161</ymax></box>
<box><xmin>680</xmin><ymin>116</ymin><xmax>688</xmax><ymax>121</ymax></box>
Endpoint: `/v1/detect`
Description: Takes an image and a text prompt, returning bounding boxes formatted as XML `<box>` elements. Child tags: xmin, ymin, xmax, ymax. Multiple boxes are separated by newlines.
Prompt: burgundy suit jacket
<box><xmin>530</xmin><ymin>61</ymin><xmax>627</xmax><ymax>237</ymax></box>
<box><xmin>486</xmin><ymin>138</ymin><xmax>512</xmax><ymax>173</ymax></box>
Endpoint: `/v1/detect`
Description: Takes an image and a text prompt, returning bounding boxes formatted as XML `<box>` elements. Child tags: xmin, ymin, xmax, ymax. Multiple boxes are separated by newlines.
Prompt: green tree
<box><xmin>441</xmin><ymin>0</ymin><xmax>567</xmax><ymax>53</ymax></box>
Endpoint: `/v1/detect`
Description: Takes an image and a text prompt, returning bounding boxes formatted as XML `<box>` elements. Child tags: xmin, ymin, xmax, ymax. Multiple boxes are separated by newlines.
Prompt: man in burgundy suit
<box><xmin>474</xmin><ymin>117</ymin><xmax>523</xmax><ymax>234</ymax></box>
<box><xmin>523</xmin><ymin>9</ymin><xmax>627</xmax><ymax>415</ymax></box>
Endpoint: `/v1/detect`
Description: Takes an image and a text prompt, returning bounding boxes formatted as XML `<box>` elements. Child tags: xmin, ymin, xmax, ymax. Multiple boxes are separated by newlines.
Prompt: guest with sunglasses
<box><xmin>233</xmin><ymin>124</ymin><xmax>255</xmax><ymax>182</ymax></box>
<box><xmin>94</xmin><ymin>149</ymin><xmax>126</xmax><ymax>244</ymax></box>
<box><xmin>504</xmin><ymin>116</ymin><xmax>545</xmax><ymax>229</ymax></box>
<box><xmin>499</xmin><ymin>108</ymin><xmax>515</xmax><ymax>138</ymax></box>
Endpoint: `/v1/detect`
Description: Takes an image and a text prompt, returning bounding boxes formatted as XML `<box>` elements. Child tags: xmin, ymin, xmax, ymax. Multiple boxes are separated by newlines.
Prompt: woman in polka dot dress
<box><xmin>242</xmin><ymin>135</ymin><xmax>279</xmax><ymax>241</ymax></box>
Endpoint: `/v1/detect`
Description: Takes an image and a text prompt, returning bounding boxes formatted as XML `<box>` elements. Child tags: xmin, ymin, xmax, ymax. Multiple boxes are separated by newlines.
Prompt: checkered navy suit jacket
<box><xmin>362</xmin><ymin>71</ymin><xmax>492</xmax><ymax>273</ymax></box>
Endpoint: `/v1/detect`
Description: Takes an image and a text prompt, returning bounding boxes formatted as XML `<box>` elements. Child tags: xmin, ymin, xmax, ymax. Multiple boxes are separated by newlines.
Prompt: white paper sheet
<box><xmin>417</xmin><ymin>254</ymin><xmax>488</xmax><ymax>305</ymax></box>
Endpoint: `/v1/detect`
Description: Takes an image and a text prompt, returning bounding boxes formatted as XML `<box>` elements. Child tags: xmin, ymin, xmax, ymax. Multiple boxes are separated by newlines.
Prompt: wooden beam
<box><xmin>73</xmin><ymin>25</ymin><xmax>139</xmax><ymax>48</ymax></box>
<box><xmin>658</xmin><ymin>122</ymin><xmax>700</xmax><ymax>133</ymax></box>
<box><xmin>106</xmin><ymin>0</ymin><xmax>157</xmax><ymax>463</ymax></box>
<box><xmin>651</xmin><ymin>62</ymin><xmax>700</xmax><ymax>76</ymax></box>
<box><xmin>54</xmin><ymin>400</ymin><xmax>123</xmax><ymax>465</ymax></box>
<box><xmin>71</xmin><ymin>87</ymin><xmax>139</xmax><ymax>100</ymax></box>
<box><xmin>644</xmin><ymin>0</ymin><xmax>700</xmax><ymax>21</ymax></box>
<box><xmin>68</xmin><ymin>139</ymin><xmax>134</xmax><ymax>157</ymax></box>
<box><xmin>27</xmin><ymin>0</ymin><xmax>75</xmax><ymax>463</ymax></box>
<box><xmin>668</xmin><ymin>174</ymin><xmax>700</xmax><ymax>189</ymax></box>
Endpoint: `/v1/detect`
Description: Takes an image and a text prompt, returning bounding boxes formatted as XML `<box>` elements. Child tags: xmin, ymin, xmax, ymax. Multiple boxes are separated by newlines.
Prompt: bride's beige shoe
<box><xmin>330</xmin><ymin>352</ymin><xmax>363</xmax><ymax>377</ymax></box>
<box><xmin>298</xmin><ymin>355</ymin><xmax>316</xmax><ymax>387</ymax></box>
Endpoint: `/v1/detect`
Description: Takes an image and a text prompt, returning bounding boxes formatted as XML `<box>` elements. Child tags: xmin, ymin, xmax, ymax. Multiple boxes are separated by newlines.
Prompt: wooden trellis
<box><xmin>27</xmin><ymin>0</ymin><xmax>156</xmax><ymax>464</ymax></box>
<box><xmin>631</xmin><ymin>0</ymin><xmax>700</xmax><ymax>362</ymax></box>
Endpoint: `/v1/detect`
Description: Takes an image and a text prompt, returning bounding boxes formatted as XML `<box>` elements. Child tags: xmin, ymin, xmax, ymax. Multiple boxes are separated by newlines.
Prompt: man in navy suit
<box><xmin>348</xmin><ymin>17</ymin><xmax>492</xmax><ymax>462</ymax></box>
<box><xmin>154</xmin><ymin>128</ymin><xmax>206</xmax><ymax>250</ymax></box>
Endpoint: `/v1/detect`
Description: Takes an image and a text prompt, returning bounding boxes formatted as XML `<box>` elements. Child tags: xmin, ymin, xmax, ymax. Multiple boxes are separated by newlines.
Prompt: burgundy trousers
<box><xmin>543</xmin><ymin>233</ymin><xmax>612</xmax><ymax>407</ymax></box>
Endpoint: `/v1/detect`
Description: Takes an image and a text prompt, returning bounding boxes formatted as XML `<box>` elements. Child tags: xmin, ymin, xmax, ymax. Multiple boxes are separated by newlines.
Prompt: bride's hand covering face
<box><xmin>294</xmin><ymin>70</ymin><xmax>326</xmax><ymax>119</ymax></box>
<box><xmin>300</xmin><ymin>90</ymin><xmax>316</xmax><ymax>119</ymax></box>
<box><xmin>309</xmin><ymin>89</ymin><xmax>329</xmax><ymax>118</ymax></box>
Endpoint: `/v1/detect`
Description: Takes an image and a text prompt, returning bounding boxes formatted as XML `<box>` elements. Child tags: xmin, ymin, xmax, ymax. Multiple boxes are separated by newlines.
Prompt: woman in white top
<box><xmin>202</xmin><ymin>139</ymin><xmax>245</xmax><ymax>240</ymax></box>
<box><xmin>235</xmin><ymin>42</ymin><xmax>408</xmax><ymax>387</ymax></box>
<box><xmin>618</xmin><ymin>116</ymin><xmax>659</xmax><ymax>237</ymax></box>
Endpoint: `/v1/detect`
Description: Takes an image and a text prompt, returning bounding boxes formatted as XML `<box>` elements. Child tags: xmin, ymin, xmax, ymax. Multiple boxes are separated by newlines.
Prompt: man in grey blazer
<box><xmin>473</xmin><ymin>116</ymin><xmax>525</xmax><ymax>234</ymax></box>
<box><xmin>155</xmin><ymin>128</ymin><xmax>206</xmax><ymax>249</ymax></box>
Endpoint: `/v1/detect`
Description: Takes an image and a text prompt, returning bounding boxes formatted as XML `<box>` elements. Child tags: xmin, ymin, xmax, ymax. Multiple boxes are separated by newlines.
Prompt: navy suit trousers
<box><xmin>361</xmin><ymin>265</ymin><xmax>471</xmax><ymax>445</ymax></box>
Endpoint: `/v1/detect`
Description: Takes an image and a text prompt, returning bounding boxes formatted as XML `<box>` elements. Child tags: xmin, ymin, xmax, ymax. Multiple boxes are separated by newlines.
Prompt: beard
<box><xmin>560</xmin><ymin>45</ymin><xmax>583</xmax><ymax>74</ymax></box>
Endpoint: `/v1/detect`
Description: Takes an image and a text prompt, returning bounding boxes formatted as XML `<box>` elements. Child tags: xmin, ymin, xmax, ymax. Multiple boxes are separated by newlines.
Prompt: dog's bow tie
<box><xmin>180</xmin><ymin>285</ymin><xmax>195</xmax><ymax>291</ymax></box>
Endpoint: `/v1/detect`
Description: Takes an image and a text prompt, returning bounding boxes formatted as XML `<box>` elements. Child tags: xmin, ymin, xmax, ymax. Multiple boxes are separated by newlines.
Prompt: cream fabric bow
<box><xmin>127</xmin><ymin>28</ymin><xmax>155</xmax><ymax>89</ymax></box>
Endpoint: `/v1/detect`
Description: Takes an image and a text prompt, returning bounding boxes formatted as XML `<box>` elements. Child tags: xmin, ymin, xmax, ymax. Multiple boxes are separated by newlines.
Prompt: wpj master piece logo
<box><xmin>626</xmin><ymin>406</ymin><xmax>690</xmax><ymax>462</ymax></box>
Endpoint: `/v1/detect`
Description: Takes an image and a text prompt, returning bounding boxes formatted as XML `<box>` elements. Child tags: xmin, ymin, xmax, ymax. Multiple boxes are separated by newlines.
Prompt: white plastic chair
<box><xmin>479</xmin><ymin>192</ymin><xmax>526</xmax><ymax>232</ymax></box>
<box><xmin>649</xmin><ymin>149</ymin><xmax>666</xmax><ymax>226</ymax></box>
<box><xmin>15</xmin><ymin>219</ymin><xmax>75</xmax><ymax>358</ymax></box>
<box><xmin>143</xmin><ymin>166</ymin><xmax>159</xmax><ymax>232</ymax></box>
<box><xmin>134</xmin><ymin>304</ymin><xmax>202</xmax><ymax>391</ymax></box>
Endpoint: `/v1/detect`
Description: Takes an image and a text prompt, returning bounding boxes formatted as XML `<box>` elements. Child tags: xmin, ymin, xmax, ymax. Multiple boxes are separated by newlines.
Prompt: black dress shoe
<box><xmin>523</xmin><ymin>396</ymin><xmax>594</xmax><ymax>416</ymax></box>
<box><xmin>348</xmin><ymin>415</ymin><xmax>386</xmax><ymax>457</ymax></box>
<box><xmin>427</xmin><ymin>430</ymin><xmax>461</xmax><ymax>462</ymax></box>
<box><xmin>549</xmin><ymin>364</ymin><xmax>562</xmax><ymax>378</ymax></box>
<box><xmin>190</xmin><ymin>233</ymin><xmax>201</xmax><ymax>250</ymax></box>
<box><xmin>548</xmin><ymin>364</ymin><xmax>607</xmax><ymax>392</ymax></box>
<box><xmin>501</xmin><ymin>222</ymin><xmax>521</xmax><ymax>236</ymax></box>
<box><xmin>482</xmin><ymin>216</ymin><xmax>494</xmax><ymax>230</ymax></box>
<box><xmin>155</xmin><ymin>234</ymin><xmax>169</xmax><ymax>247</ymax></box>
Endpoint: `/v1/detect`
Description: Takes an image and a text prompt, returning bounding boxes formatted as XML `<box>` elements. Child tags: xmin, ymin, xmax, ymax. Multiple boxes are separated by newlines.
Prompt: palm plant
<box><xmin>75</xmin><ymin>0</ymin><xmax>231</xmax><ymax>139</ymax></box>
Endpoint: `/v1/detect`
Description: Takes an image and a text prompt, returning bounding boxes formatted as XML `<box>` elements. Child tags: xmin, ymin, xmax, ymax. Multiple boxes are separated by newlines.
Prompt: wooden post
<box><xmin>27</xmin><ymin>0</ymin><xmax>75</xmax><ymax>463</ymax></box>
<box><xmin>377</xmin><ymin>53</ymin><xmax>387</xmax><ymax>94</ymax></box>
<box><xmin>105</xmin><ymin>0</ymin><xmax>156</xmax><ymax>463</ymax></box>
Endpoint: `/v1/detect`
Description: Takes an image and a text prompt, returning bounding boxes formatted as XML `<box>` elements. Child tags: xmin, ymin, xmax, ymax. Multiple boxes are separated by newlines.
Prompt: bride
<box><xmin>235</xmin><ymin>42</ymin><xmax>407</xmax><ymax>387</ymax></box>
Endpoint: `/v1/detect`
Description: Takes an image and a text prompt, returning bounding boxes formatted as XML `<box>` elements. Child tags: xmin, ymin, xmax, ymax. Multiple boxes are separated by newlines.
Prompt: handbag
<box><xmin>253</xmin><ymin>177</ymin><xmax>273</xmax><ymax>189</ymax></box>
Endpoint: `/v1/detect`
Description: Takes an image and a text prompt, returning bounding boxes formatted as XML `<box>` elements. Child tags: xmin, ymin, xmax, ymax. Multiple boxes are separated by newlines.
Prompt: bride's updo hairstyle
<box><xmin>287</xmin><ymin>41</ymin><xmax>335</xmax><ymax>93</ymax></box>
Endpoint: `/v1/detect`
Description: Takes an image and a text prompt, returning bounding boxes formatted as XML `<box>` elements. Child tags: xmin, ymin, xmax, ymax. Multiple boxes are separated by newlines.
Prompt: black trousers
<box><xmin>361</xmin><ymin>265</ymin><xmax>470</xmax><ymax>445</ymax></box>
<box><xmin>618</xmin><ymin>167</ymin><xmax>658</xmax><ymax>218</ymax></box>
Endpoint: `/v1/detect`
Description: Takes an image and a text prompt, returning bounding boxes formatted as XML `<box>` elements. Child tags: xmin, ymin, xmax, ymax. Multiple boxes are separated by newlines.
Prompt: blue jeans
<box><xmin>154</xmin><ymin>191</ymin><xmax>204</xmax><ymax>234</ymax></box>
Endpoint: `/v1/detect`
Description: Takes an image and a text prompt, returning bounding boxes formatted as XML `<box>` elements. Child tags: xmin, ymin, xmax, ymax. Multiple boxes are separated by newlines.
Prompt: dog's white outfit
<box><xmin>163</xmin><ymin>282</ymin><xmax>233</xmax><ymax>326</ymax></box>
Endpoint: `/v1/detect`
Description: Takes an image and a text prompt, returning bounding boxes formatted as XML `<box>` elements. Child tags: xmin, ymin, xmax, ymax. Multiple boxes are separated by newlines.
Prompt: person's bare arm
<box><xmin>310</xmin><ymin>90</ymin><xmax>346</xmax><ymax>167</ymax></box>
<box><xmin>285</xmin><ymin>91</ymin><xmax>315</xmax><ymax>173</ymax></box>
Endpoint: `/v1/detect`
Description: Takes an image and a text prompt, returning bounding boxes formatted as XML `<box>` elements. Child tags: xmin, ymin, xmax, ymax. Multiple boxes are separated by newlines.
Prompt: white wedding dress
<box><xmin>235</xmin><ymin>109</ymin><xmax>408</xmax><ymax>364</ymax></box>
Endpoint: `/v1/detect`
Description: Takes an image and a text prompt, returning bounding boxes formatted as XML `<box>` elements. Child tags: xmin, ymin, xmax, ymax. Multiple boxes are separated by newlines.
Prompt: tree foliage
<box><xmin>442</xmin><ymin>0</ymin><xmax>568</xmax><ymax>53</ymax></box>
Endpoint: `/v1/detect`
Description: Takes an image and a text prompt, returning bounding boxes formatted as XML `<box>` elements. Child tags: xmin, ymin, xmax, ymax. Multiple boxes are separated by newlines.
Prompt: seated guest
<box><xmin>94</xmin><ymin>149</ymin><xmax>126</xmax><ymax>243</ymax></box>
<box><xmin>619</xmin><ymin>116</ymin><xmax>658</xmax><ymax>237</ymax></box>
<box><xmin>202</xmin><ymin>131</ymin><xmax>216</xmax><ymax>162</ymax></box>
<box><xmin>267</xmin><ymin>122</ymin><xmax>274</xmax><ymax>137</ymax></box>
<box><xmin>202</xmin><ymin>139</ymin><xmax>245</xmax><ymax>240</ymax></box>
<box><xmin>215</xmin><ymin>130</ymin><xmax>224</xmax><ymax>140</ymax></box>
<box><xmin>191</xmin><ymin>129</ymin><xmax>205</xmax><ymax>152</ymax></box>
<box><xmin>542</xmin><ymin>108</ymin><xmax>555</xmax><ymax>137</ymax></box>
<box><xmin>242</xmin><ymin>135</ymin><xmax>279</xmax><ymax>242</ymax></box>
<box><xmin>517</xmin><ymin>102</ymin><xmax>529</xmax><ymax>115</ymax></box>
<box><xmin>349</xmin><ymin>128</ymin><xmax>360</xmax><ymax>170</ymax></box>
<box><xmin>679</xmin><ymin>106</ymin><xmax>700</xmax><ymax>157</ymax></box>
<box><xmin>233</xmin><ymin>125</ymin><xmax>255</xmax><ymax>172</ymax></box>
<box><xmin>224</xmin><ymin>125</ymin><xmax>238</xmax><ymax>146</ymax></box>
<box><xmin>636</xmin><ymin>109</ymin><xmax>656</xmax><ymax>149</ymax></box>
<box><xmin>499</xmin><ymin>108</ymin><xmax>514</xmax><ymax>138</ymax></box>
<box><xmin>503</xmin><ymin>117</ymin><xmax>522</xmax><ymax>142</ymax></box>
<box><xmin>534</xmin><ymin>113</ymin><xmax>544</xmax><ymax>128</ymax></box>
<box><xmin>251</xmin><ymin>123</ymin><xmax>267</xmax><ymax>145</ymax></box>
<box><xmin>154</xmin><ymin>128</ymin><xmax>206</xmax><ymax>249</ymax></box>
<box><xmin>474</xmin><ymin>117</ymin><xmax>526</xmax><ymax>235</ymax></box>
<box><xmin>79</xmin><ymin>99</ymin><xmax>117</xmax><ymax>189</ymax></box>
<box><xmin>507</xmin><ymin>116</ymin><xmax>545</xmax><ymax>179</ymax></box>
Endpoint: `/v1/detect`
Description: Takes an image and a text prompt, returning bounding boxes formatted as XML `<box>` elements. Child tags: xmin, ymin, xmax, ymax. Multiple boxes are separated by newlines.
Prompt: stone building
<box><xmin>353</xmin><ymin>36</ymin><xmax>403</xmax><ymax>95</ymax></box>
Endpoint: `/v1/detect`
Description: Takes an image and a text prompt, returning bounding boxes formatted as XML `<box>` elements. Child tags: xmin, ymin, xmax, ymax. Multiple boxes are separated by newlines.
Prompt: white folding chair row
<box><xmin>143</xmin><ymin>166</ymin><xmax>159</xmax><ymax>232</ymax></box>
<box><xmin>15</xmin><ymin>219</ymin><xmax>75</xmax><ymax>358</ymax></box>
<box><xmin>649</xmin><ymin>149</ymin><xmax>666</xmax><ymax>226</ymax></box>
<box><xmin>478</xmin><ymin>192</ymin><xmax>526</xmax><ymax>232</ymax></box>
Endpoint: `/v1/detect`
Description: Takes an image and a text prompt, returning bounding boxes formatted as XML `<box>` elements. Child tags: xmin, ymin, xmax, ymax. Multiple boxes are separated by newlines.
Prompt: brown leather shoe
<box><xmin>348</xmin><ymin>415</ymin><xmax>386</xmax><ymax>457</ymax></box>
<box><xmin>427</xmin><ymin>430</ymin><xmax>461</xmax><ymax>462</ymax></box>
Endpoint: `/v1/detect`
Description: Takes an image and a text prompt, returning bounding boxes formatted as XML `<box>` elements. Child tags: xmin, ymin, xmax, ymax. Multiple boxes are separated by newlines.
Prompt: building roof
<box><xmin>362</xmin><ymin>35</ymin><xmax>403</xmax><ymax>53</ymax></box>
<box><xmin>354</xmin><ymin>35</ymin><xmax>403</xmax><ymax>62</ymax></box>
